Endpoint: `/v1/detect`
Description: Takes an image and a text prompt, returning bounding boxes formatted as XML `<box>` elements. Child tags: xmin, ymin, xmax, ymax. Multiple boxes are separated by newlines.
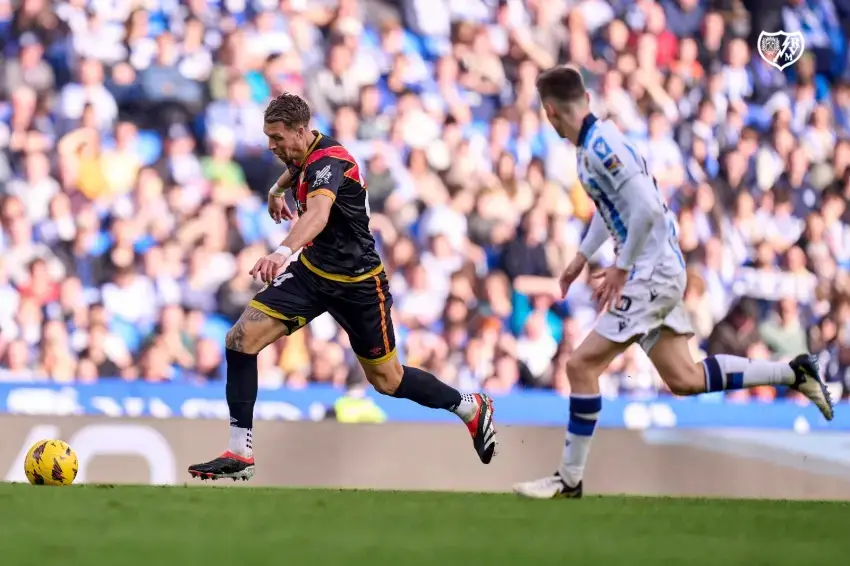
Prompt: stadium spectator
<box><xmin>0</xmin><ymin>0</ymin><xmax>849</xmax><ymax>403</ymax></box>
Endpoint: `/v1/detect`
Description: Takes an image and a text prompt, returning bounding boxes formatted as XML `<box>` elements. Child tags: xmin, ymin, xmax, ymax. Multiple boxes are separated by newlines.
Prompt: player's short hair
<box><xmin>535</xmin><ymin>65</ymin><xmax>587</xmax><ymax>103</ymax></box>
<box><xmin>264</xmin><ymin>93</ymin><xmax>311</xmax><ymax>128</ymax></box>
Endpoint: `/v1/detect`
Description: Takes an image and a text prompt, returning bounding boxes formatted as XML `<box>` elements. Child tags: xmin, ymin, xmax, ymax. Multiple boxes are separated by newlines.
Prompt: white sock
<box><xmin>557</xmin><ymin>394</ymin><xmax>601</xmax><ymax>487</ymax></box>
<box><xmin>452</xmin><ymin>393</ymin><xmax>479</xmax><ymax>423</ymax></box>
<box><xmin>229</xmin><ymin>426</ymin><xmax>253</xmax><ymax>459</ymax></box>
<box><xmin>703</xmin><ymin>355</ymin><xmax>795</xmax><ymax>392</ymax></box>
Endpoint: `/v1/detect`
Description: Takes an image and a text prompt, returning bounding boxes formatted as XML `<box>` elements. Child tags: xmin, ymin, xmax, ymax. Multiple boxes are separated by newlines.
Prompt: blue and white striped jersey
<box><xmin>576</xmin><ymin>115</ymin><xmax>685</xmax><ymax>280</ymax></box>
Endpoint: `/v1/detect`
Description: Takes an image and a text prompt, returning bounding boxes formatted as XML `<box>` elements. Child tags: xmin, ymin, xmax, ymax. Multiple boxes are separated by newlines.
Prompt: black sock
<box><xmin>225</xmin><ymin>348</ymin><xmax>259</xmax><ymax>429</ymax></box>
<box><xmin>393</xmin><ymin>365</ymin><xmax>462</xmax><ymax>411</ymax></box>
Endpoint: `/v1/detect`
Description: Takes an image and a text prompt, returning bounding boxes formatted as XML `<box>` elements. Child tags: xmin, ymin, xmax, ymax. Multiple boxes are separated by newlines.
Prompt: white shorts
<box><xmin>594</xmin><ymin>269</ymin><xmax>693</xmax><ymax>354</ymax></box>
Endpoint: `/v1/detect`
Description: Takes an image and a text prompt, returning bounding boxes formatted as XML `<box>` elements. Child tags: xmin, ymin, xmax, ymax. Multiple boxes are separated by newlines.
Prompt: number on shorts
<box><xmin>614</xmin><ymin>296</ymin><xmax>632</xmax><ymax>312</ymax></box>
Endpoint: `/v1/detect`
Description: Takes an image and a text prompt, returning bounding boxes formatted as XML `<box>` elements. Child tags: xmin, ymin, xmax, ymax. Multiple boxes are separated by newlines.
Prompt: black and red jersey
<box><xmin>285</xmin><ymin>132</ymin><xmax>383</xmax><ymax>282</ymax></box>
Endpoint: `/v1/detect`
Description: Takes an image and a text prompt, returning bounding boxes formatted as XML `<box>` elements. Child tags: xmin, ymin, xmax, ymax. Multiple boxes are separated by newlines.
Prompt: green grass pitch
<box><xmin>0</xmin><ymin>483</ymin><xmax>846</xmax><ymax>566</ymax></box>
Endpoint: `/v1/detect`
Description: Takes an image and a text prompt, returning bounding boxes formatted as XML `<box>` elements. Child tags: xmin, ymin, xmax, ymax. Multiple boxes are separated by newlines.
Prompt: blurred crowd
<box><xmin>1</xmin><ymin>0</ymin><xmax>850</xmax><ymax>402</ymax></box>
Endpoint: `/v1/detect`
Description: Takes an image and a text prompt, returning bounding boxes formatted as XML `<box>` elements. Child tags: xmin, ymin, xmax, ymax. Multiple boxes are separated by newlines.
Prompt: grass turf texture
<box><xmin>0</xmin><ymin>483</ymin><xmax>846</xmax><ymax>566</ymax></box>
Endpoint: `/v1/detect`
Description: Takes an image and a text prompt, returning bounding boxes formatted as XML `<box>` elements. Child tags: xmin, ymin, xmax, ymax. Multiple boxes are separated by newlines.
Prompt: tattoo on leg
<box><xmin>225</xmin><ymin>321</ymin><xmax>245</xmax><ymax>351</ymax></box>
<box><xmin>243</xmin><ymin>307</ymin><xmax>268</xmax><ymax>322</ymax></box>
<box><xmin>225</xmin><ymin>306</ymin><xmax>275</xmax><ymax>352</ymax></box>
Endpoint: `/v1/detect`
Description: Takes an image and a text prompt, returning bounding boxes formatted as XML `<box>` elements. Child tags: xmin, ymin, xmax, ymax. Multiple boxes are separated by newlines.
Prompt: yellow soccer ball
<box><xmin>24</xmin><ymin>440</ymin><xmax>79</xmax><ymax>486</ymax></box>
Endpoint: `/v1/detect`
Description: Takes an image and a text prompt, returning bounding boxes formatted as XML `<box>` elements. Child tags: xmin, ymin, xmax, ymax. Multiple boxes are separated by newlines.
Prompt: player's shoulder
<box><xmin>315</xmin><ymin>132</ymin><xmax>343</xmax><ymax>152</ymax></box>
<box><xmin>304</xmin><ymin>132</ymin><xmax>356</xmax><ymax>169</ymax></box>
<box><xmin>584</xmin><ymin>119</ymin><xmax>640</xmax><ymax>175</ymax></box>
<box><xmin>584</xmin><ymin>120</ymin><xmax>628</xmax><ymax>159</ymax></box>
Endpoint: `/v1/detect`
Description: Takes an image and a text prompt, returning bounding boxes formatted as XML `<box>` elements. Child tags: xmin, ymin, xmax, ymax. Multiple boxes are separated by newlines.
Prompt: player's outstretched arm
<box><xmin>250</xmin><ymin>194</ymin><xmax>333</xmax><ymax>284</ymax></box>
<box><xmin>577</xmin><ymin>211</ymin><xmax>609</xmax><ymax>262</ymax></box>
<box><xmin>280</xmin><ymin>193</ymin><xmax>333</xmax><ymax>252</ymax></box>
<box><xmin>557</xmin><ymin>212</ymin><xmax>609</xmax><ymax>298</ymax></box>
<box><xmin>253</xmin><ymin>156</ymin><xmax>343</xmax><ymax>282</ymax></box>
<box><xmin>613</xmin><ymin>177</ymin><xmax>665</xmax><ymax>272</ymax></box>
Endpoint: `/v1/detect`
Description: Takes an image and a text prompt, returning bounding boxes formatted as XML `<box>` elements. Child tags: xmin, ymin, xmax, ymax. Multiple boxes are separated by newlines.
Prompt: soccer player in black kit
<box><xmin>189</xmin><ymin>93</ymin><xmax>498</xmax><ymax>480</ymax></box>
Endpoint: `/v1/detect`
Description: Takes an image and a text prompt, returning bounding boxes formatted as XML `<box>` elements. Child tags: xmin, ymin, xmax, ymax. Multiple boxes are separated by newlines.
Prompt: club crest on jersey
<box><xmin>757</xmin><ymin>30</ymin><xmax>805</xmax><ymax>71</ymax></box>
<box><xmin>592</xmin><ymin>137</ymin><xmax>612</xmax><ymax>160</ymax></box>
<box><xmin>313</xmin><ymin>165</ymin><xmax>332</xmax><ymax>188</ymax></box>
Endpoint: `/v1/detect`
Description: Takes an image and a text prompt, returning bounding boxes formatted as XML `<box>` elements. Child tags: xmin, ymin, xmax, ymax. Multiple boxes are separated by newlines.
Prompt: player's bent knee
<box><xmin>565</xmin><ymin>356</ymin><xmax>584</xmax><ymax>381</ymax></box>
<box><xmin>565</xmin><ymin>354</ymin><xmax>597</xmax><ymax>387</ymax></box>
<box><xmin>225</xmin><ymin>326</ymin><xmax>265</xmax><ymax>355</ymax></box>
<box><xmin>360</xmin><ymin>355</ymin><xmax>403</xmax><ymax>395</ymax></box>
<box><xmin>661</xmin><ymin>363</ymin><xmax>705</xmax><ymax>396</ymax></box>
<box><xmin>566</xmin><ymin>331</ymin><xmax>628</xmax><ymax>390</ymax></box>
<box><xmin>648</xmin><ymin>331</ymin><xmax>705</xmax><ymax>396</ymax></box>
<box><xmin>224</xmin><ymin>306</ymin><xmax>285</xmax><ymax>355</ymax></box>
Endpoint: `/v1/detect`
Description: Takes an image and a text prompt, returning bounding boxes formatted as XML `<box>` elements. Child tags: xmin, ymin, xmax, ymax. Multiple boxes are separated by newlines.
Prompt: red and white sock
<box><xmin>452</xmin><ymin>393</ymin><xmax>479</xmax><ymax>423</ymax></box>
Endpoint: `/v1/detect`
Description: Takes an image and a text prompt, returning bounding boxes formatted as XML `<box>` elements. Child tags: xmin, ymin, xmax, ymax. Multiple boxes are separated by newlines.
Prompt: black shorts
<box><xmin>250</xmin><ymin>257</ymin><xmax>396</xmax><ymax>364</ymax></box>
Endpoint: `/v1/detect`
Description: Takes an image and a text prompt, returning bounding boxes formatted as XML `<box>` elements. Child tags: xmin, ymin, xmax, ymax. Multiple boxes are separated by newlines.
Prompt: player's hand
<box><xmin>268</xmin><ymin>193</ymin><xmax>294</xmax><ymax>224</ymax></box>
<box><xmin>250</xmin><ymin>251</ymin><xmax>289</xmax><ymax>284</ymax></box>
<box><xmin>558</xmin><ymin>255</ymin><xmax>587</xmax><ymax>298</ymax></box>
<box><xmin>591</xmin><ymin>267</ymin><xmax>629</xmax><ymax>313</ymax></box>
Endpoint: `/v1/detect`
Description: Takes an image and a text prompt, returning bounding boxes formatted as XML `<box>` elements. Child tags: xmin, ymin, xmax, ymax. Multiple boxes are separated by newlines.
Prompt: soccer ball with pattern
<box><xmin>24</xmin><ymin>440</ymin><xmax>79</xmax><ymax>486</ymax></box>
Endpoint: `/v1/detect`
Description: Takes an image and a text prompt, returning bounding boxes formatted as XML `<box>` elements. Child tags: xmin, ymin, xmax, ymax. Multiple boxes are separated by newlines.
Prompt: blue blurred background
<box><xmin>1</xmin><ymin>0</ymin><xmax>850</xmax><ymax>429</ymax></box>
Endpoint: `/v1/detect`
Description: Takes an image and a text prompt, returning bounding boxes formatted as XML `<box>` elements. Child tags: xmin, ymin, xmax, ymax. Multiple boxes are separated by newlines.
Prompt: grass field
<box><xmin>0</xmin><ymin>483</ymin><xmax>846</xmax><ymax>565</ymax></box>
